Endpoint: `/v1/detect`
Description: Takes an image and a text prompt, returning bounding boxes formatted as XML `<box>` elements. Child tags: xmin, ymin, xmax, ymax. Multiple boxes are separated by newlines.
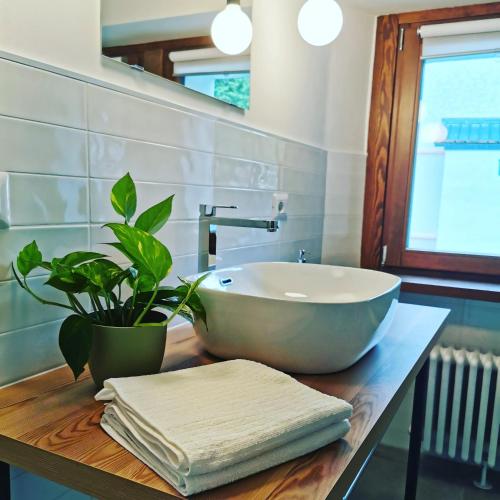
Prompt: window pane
<box><xmin>407</xmin><ymin>52</ymin><xmax>500</xmax><ymax>257</ymax></box>
<box><xmin>184</xmin><ymin>72</ymin><xmax>250</xmax><ymax>110</ymax></box>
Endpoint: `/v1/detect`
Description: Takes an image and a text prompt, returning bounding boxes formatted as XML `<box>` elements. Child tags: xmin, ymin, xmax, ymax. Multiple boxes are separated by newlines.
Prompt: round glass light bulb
<box><xmin>211</xmin><ymin>4</ymin><xmax>253</xmax><ymax>56</ymax></box>
<box><xmin>298</xmin><ymin>0</ymin><xmax>343</xmax><ymax>47</ymax></box>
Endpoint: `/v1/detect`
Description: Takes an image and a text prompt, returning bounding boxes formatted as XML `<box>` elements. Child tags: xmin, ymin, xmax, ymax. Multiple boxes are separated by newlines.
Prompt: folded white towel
<box><xmin>96</xmin><ymin>359</ymin><xmax>352</xmax><ymax>496</ymax></box>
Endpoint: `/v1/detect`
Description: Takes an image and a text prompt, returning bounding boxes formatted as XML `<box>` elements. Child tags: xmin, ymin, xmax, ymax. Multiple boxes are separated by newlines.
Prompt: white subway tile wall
<box><xmin>0</xmin><ymin>60</ymin><xmax>86</xmax><ymax>128</ymax></box>
<box><xmin>0</xmin><ymin>57</ymin><xmax>327</xmax><ymax>389</ymax></box>
<box><xmin>0</xmin><ymin>117</ymin><xmax>88</xmax><ymax>177</ymax></box>
<box><xmin>322</xmin><ymin>151</ymin><xmax>366</xmax><ymax>267</ymax></box>
<box><xmin>0</xmin><ymin>56</ymin><xmax>326</xmax><ymax>500</ymax></box>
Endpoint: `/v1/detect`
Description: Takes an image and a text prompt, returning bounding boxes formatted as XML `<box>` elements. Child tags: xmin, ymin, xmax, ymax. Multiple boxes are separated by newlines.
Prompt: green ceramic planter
<box><xmin>88</xmin><ymin>311</ymin><xmax>167</xmax><ymax>389</ymax></box>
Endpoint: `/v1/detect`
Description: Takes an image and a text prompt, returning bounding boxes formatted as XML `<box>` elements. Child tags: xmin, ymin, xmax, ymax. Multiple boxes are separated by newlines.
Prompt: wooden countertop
<box><xmin>0</xmin><ymin>303</ymin><xmax>448</xmax><ymax>500</ymax></box>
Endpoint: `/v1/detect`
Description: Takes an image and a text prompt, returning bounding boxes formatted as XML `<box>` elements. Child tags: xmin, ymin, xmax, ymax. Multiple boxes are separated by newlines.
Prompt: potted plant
<box><xmin>12</xmin><ymin>173</ymin><xmax>207</xmax><ymax>388</ymax></box>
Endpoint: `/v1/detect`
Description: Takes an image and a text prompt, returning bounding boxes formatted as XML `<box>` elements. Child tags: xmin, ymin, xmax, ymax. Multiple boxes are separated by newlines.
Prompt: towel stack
<box><xmin>95</xmin><ymin>359</ymin><xmax>352</xmax><ymax>496</ymax></box>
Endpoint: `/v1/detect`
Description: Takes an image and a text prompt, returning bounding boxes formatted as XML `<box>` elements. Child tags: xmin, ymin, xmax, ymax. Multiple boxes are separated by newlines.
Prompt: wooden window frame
<box><xmin>102</xmin><ymin>36</ymin><xmax>215</xmax><ymax>82</ymax></box>
<box><xmin>362</xmin><ymin>2</ymin><xmax>500</xmax><ymax>281</ymax></box>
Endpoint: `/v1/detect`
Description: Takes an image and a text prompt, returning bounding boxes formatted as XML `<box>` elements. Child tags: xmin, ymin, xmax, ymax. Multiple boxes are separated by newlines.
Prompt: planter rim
<box><xmin>91</xmin><ymin>311</ymin><xmax>167</xmax><ymax>331</ymax></box>
<box><xmin>92</xmin><ymin>322</ymin><xmax>167</xmax><ymax>331</ymax></box>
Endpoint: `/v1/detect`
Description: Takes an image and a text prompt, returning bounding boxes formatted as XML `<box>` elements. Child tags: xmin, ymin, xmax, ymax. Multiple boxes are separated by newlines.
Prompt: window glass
<box><xmin>407</xmin><ymin>52</ymin><xmax>500</xmax><ymax>256</ymax></box>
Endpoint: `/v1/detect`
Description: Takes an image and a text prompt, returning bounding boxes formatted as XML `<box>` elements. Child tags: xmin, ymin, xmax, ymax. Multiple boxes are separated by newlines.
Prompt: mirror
<box><xmin>101</xmin><ymin>1</ymin><xmax>252</xmax><ymax>110</ymax></box>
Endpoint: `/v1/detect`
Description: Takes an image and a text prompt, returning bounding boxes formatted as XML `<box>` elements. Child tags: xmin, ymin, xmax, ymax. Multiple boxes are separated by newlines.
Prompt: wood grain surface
<box><xmin>361</xmin><ymin>3</ymin><xmax>500</xmax><ymax>276</ymax></box>
<box><xmin>400</xmin><ymin>274</ymin><xmax>500</xmax><ymax>303</ymax></box>
<box><xmin>0</xmin><ymin>304</ymin><xmax>448</xmax><ymax>499</ymax></box>
<box><xmin>361</xmin><ymin>15</ymin><xmax>399</xmax><ymax>270</ymax></box>
<box><xmin>397</xmin><ymin>1</ymin><xmax>500</xmax><ymax>23</ymax></box>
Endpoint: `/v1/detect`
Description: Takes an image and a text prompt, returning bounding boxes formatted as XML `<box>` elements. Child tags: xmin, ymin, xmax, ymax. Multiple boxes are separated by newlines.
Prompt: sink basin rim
<box><xmin>190</xmin><ymin>262</ymin><xmax>401</xmax><ymax>305</ymax></box>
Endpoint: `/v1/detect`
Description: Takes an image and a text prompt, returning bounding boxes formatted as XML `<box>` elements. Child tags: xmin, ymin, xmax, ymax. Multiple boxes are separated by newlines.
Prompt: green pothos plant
<box><xmin>13</xmin><ymin>173</ymin><xmax>207</xmax><ymax>380</ymax></box>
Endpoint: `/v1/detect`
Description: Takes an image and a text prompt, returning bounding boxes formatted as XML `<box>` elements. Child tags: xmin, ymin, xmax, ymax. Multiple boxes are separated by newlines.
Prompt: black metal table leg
<box><xmin>0</xmin><ymin>461</ymin><xmax>10</xmax><ymax>500</ymax></box>
<box><xmin>404</xmin><ymin>358</ymin><xmax>430</xmax><ymax>500</ymax></box>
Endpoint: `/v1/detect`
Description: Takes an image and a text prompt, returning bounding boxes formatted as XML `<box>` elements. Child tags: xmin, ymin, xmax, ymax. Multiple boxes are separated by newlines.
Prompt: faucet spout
<box><xmin>198</xmin><ymin>204</ymin><xmax>282</xmax><ymax>272</ymax></box>
<box><xmin>207</xmin><ymin>217</ymin><xmax>280</xmax><ymax>233</ymax></box>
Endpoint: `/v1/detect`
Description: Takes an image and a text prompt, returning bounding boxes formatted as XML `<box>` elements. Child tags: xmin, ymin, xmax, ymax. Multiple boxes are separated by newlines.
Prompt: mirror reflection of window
<box><xmin>184</xmin><ymin>73</ymin><xmax>250</xmax><ymax>110</ymax></box>
<box><xmin>101</xmin><ymin>1</ymin><xmax>252</xmax><ymax>110</ymax></box>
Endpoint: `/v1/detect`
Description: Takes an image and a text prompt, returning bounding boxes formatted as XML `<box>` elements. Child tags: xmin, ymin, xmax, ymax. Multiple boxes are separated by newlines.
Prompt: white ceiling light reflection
<box><xmin>211</xmin><ymin>0</ymin><xmax>253</xmax><ymax>55</ymax></box>
<box><xmin>298</xmin><ymin>0</ymin><xmax>343</xmax><ymax>47</ymax></box>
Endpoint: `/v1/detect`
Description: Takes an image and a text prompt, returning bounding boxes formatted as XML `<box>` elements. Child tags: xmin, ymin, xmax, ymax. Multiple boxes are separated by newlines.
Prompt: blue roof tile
<box><xmin>435</xmin><ymin>118</ymin><xmax>500</xmax><ymax>149</ymax></box>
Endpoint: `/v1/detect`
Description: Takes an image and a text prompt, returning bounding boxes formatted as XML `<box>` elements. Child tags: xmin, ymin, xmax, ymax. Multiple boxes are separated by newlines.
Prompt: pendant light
<box><xmin>298</xmin><ymin>0</ymin><xmax>344</xmax><ymax>47</ymax></box>
<box><xmin>211</xmin><ymin>0</ymin><xmax>253</xmax><ymax>56</ymax></box>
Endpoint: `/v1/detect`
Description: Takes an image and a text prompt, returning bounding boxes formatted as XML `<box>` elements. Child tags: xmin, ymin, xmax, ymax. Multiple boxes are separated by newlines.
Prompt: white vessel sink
<box><xmin>191</xmin><ymin>262</ymin><xmax>401</xmax><ymax>374</ymax></box>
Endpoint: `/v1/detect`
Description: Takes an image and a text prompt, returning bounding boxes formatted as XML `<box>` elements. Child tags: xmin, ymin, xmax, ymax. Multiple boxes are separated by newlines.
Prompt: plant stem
<box><xmin>127</xmin><ymin>279</ymin><xmax>140</xmax><ymax>326</ymax></box>
<box><xmin>22</xmin><ymin>278</ymin><xmax>76</xmax><ymax>312</ymax></box>
<box><xmin>67</xmin><ymin>294</ymin><xmax>89</xmax><ymax>317</ymax></box>
<box><xmin>89</xmin><ymin>295</ymin><xmax>99</xmax><ymax>319</ymax></box>
<box><xmin>104</xmin><ymin>293</ymin><xmax>113</xmax><ymax>325</ymax></box>
<box><xmin>163</xmin><ymin>287</ymin><xmax>195</xmax><ymax>327</ymax></box>
<box><xmin>91</xmin><ymin>293</ymin><xmax>106</xmax><ymax>323</ymax></box>
<box><xmin>88</xmin><ymin>294</ymin><xmax>99</xmax><ymax>317</ymax></box>
<box><xmin>133</xmin><ymin>283</ymin><xmax>159</xmax><ymax>326</ymax></box>
<box><xmin>120</xmin><ymin>303</ymin><xmax>126</xmax><ymax>327</ymax></box>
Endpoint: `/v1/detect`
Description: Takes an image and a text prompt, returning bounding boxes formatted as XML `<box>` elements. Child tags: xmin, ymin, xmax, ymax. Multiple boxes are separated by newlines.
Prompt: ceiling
<box><xmin>346</xmin><ymin>0</ymin><xmax>497</xmax><ymax>14</ymax></box>
<box><xmin>102</xmin><ymin>0</ymin><xmax>252</xmax><ymax>27</ymax></box>
<box><xmin>102</xmin><ymin>12</ymin><xmax>216</xmax><ymax>47</ymax></box>
<box><xmin>101</xmin><ymin>0</ymin><xmax>253</xmax><ymax>47</ymax></box>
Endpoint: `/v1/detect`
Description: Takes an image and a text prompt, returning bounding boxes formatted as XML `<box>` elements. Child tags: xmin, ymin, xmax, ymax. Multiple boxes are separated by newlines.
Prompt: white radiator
<box><xmin>423</xmin><ymin>345</ymin><xmax>500</xmax><ymax>469</ymax></box>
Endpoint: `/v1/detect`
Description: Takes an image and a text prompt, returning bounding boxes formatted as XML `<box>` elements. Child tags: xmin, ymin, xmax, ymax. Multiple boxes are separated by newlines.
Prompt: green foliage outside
<box><xmin>214</xmin><ymin>75</ymin><xmax>250</xmax><ymax>110</ymax></box>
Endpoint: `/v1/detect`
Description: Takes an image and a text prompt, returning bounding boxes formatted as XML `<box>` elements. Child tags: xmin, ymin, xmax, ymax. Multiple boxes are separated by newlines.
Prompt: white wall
<box><xmin>322</xmin><ymin>5</ymin><xmax>376</xmax><ymax>266</ymax></box>
<box><xmin>0</xmin><ymin>0</ymin><xmax>368</xmax><ymax>150</ymax></box>
<box><xmin>0</xmin><ymin>0</ymin><xmax>377</xmax><ymax>267</ymax></box>
<box><xmin>248</xmin><ymin>0</ymin><xmax>332</xmax><ymax>149</ymax></box>
<box><xmin>102</xmin><ymin>0</ymin><xmax>253</xmax><ymax>26</ymax></box>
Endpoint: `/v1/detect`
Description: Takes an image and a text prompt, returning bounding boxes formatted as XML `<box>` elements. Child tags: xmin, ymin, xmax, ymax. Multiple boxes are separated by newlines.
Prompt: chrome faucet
<box><xmin>198</xmin><ymin>204</ymin><xmax>280</xmax><ymax>272</ymax></box>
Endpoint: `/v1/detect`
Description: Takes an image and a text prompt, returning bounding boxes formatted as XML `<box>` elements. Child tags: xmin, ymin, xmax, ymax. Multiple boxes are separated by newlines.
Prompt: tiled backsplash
<box><xmin>0</xmin><ymin>57</ymin><xmax>327</xmax><ymax>387</ymax></box>
<box><xmin>322</xmin><ymin>151</ymin><xmax>366</xmax><ymax>267</ymax></box>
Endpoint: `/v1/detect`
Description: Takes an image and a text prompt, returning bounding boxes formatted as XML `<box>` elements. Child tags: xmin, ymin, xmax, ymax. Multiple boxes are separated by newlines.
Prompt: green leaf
<box><xmin>137</xmin><ymin>274</ymin><xmax>209</xmax><ymax>325</ymax></box>
<box><xmin>56</xmin><ymin>252</ymin><xmax>106</xmax><ymax>267</ymax></box>
<box><xmin>143</xmin><ymin>287</ymin><xmax>180</xmax><ymax>300</ymax></box>
<box><xmin>111</xmin><ymin>173</ymin><xmax>137</xmax><ymax>222</ymax></box>
<box><xmin>105</xmin><ymin>223</ymin><xmax>172</xmax><ymax>283</ymax></box>
<box><xmin>59</xmin><ymin>315</ymin><xmax>93</xmax><ymax>380</ymax></box>
<box><xmin>107</xmin><ymin>242</ymin><xmax>134</xmax><ymax>263</ymax></box>
<box><xmin>46</xmin><ymin>268</ymin><xmax>90</xmax><ymax>294</ymax></box>
<box><xmin>178</xmin><ymin>274</ymin><xmax>209</xmax><ymax>324</ymax></box>
<box><xmin>16</xmin><ymin>241</ymin><xmax>43</xmax><ymax>277</ymax></box>
<box><xmin>140</xmin><ymin>298</ymin><xmax>196</xmax><ymax>324</ymax></box>
<box><xmin>185</xmin><ymin>290</ymin><xmax>206</xmax><ymax>324</ymax></box>
<box><xmin>178</xmin><ymin>273</ymin><xmax>210</xmax><ymax>291</ymax></box>
<box><xmin>75</xmin><ymin>259</ymin><xmax>126</xmax><ymax>293</ymax></box>
<box><xmin>129</xmin><ymin>273</ymin><xmax>157</xmax><ymax>293</ymax></box>
<box><xmin>135</xmin><ymin>195</ymin><xmax>174</xmax><ymax>235</ymax></box>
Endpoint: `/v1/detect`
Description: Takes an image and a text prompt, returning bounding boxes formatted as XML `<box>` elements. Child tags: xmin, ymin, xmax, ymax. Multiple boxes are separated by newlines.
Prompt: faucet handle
<box><xmin>200</xmin><ymin>204</ymin><xmax>238</xmax><ymax>217</ymax></box>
